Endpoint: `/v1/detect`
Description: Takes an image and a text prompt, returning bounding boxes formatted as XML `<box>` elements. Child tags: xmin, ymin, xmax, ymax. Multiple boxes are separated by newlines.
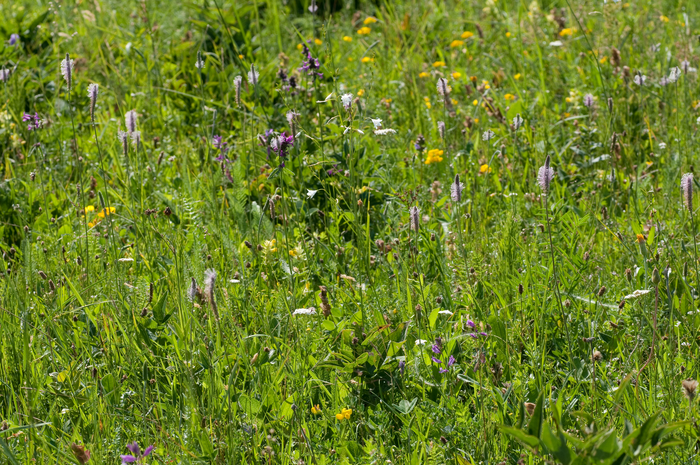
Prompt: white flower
<box><xmin>247</xmin><ymin>64</ymin><xmax>259</xmax><ymax>86</ymax></box>
<box><xmin>415</xmin><ymin>339</ymin><xmax>428</xmax><ymax>345</ymax></box>
<box><xmin>512</xmin><ymin>114</ymin><xmax>524</xmax><ymax>130</ymax></box>
<box><xmin>549</xmin><ymin>40</ymin><xmax>563</xmax><ymax>47</ymax></box>
<box><xmin>195</xmin><ymin>58</ymin><xmax>205</xmax><ymax>69</ymax></box>
<box><xmin>438</xmin><ymin>310</ymin><xmax>453</xmax><ymax>315</ymax></box>
<box><xmin>125</xmin><ymin>110</ymin><xmax>137</xmax><ymax>133</ymax></box>
<box><xmin>60</xmin><ymin>55</ymin><xmax>74</xmax><ymax>89</ymax></box>
<box><xmin>0</xmin><ymin>68</ymin><xmax>9</xmax><ymax>82</ymax></box>
<box><xmin>341</xmin><ymin>93</ymin><xmax>354</xmax><ymax>110</ymax></box>
<box><xmin>633</xmin><ymin>74</ymin><xmax>647</xmax><ymax>86</ymax></box>
<box><xmin>623</xmin><ymin>289</ymin><xmax>651</xmax><ymax>300</ymax></box>
<box><xmin>482</xmin><ymin>129</ymin><xmax>495</xmax><ymax>141</ymax></box>
<box><xmin>668</xmin><ymin>67</ymin><xmax>682</xmax><ymax>83</ymax></box>
<box><xmin>131</xmin><ymin>130</ymin><xmax>141</xmax><ymax>147</ymax></box>
<box><xmin>374</xmin><ymin>128</ymin><xmax>396</xmax><ymax>135</ymax></box>
<box><xmin>293</xmin><ymin>307</ymin><xmax>317</xmax><ymax>315</ymax></box>
<box><xmin>697</xmin><ymin>116</ymin><xmax>700</xmax><ymax>125</ymax></box>
<box><xmin>118</xmin><ymin>258</ymin><xmax>134</xmax><ymax>262</ymax></box>
<box><xmin>650</xmin><ymin>43</ymin><xmax>661</xmax><ymax>53</ymax></box>
<box><xmin>436</xmin><ymin>77</ymin><xmax>451</xmax><ymax>96</ymax></box>
<box><xmin>371</xmin><ymin>118</ymin><xmax>382</xmax><ymax>129</ymax></box>
<box><xmin>307</xmin><ymin>189</ymin><xmax>318</xmax><ymax>198</ymax></box>
<box><xmin>658</xmin><ymin>142</ymin><xmax>666</xmax><ymax>149</ymax></box>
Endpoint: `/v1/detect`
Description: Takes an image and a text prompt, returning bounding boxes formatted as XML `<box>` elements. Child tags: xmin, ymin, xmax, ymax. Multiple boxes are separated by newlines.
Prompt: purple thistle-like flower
<box><xmin>431</xmin><ymin>344</ymin><xmax>441</xmax><ymax>355</ymax></box>
<box><xmin>538</xmin><ymin>155</ymin><xmax>554</xmax><ymax>195</ymax></box>
<box><xmin>682</xmin><ymin>173</ymin><xmax>693</xmax><ymax>213</ymax></box>
<box><xmin>270</xmin><ymin>131</ymin><xmax>295</xmax><ymax>160</ymax></box>
<box><xmin>120</xmin><ymin>442</ymin><xmax>154</xmax><ymax>463</ymax></box>
<box><xmin>451</xmin><ymin>174</ymin><xmax>463</xmax><ymax>202</ymax></box>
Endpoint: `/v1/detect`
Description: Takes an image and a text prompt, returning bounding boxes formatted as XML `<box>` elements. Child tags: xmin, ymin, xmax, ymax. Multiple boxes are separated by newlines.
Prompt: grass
<box><xmin>1</xmin><ymin>0</ymin><xmax>700</xmax><ymax>463</ymax></box>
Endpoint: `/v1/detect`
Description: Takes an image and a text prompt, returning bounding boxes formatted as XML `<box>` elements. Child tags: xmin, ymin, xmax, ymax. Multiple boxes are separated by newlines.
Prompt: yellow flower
<box><xmin>342</xmin><ymin>408</ymin><xmax>352</xmax><ymax>419</ymax></box>
<box><xmin>636</xmin><ymin>234</ymin><xmax>646</xmax><ymax>243</ymax></box>
<box><xmin>451</xmin><ymin>99</ymin><xmax>457</xmax><ymax>105</ymax></box>
<box><xmin>342</xmin><ymin>36</ymin><xmax>352</xmax><ymax>42</ymax></box>
<box><xmin>289</xmin><ymin>249</ymin><xmax>298</xmax><ymax>258</ymax></box>
<box><xmin>238</xmin><ymin>54</ymin><xmax>244</xmax><ymax>59</ymax></box>
<box><xmin>425</xmin><ymin>149</ymin><xmax>444</xmax><ymax>165</ymax></box>
<box><xmin>88</xmin><ymin>222</ymin><xmax>94</xmax><ymax>228</ymax></box>
<box><xmin>461</xmin><ymin>31</ymin><xmax>474</xmax><ymax>39</ymax></box>
<box><xmin>504</xmin><ymin>93</ymin><xmax>515</xmax><ymax>101</ymax></box>
<box><xmin>348</xmin><ymin>57</ymin><xmax>354</xmax><ymax>62</ymax></box>
<box><xmin>335</xmin><ymin>413</ymin><xmax>344</xmax><ymax>420</ymax></box>
<box><xmin>311</xmin><ymin>405</ymin><xmax>321</xmax><ymax>415</ymax></box>
<box><xmin>314</xmin><ymin>38</ymin><xmax>322</xmax><ymax>45</ymax></box>
<box><xmin>357</xmin><ymin>89</ymin><xmax>365</xmax><ymax>96</ymax></box>
<box><xmin>480</xmin><ymin>164</ymin><xmax>492</xmax><ymax>173</ymax></box>
<box><xmin>297</xmin><ymin>44</ymin><xmax>303</xmax><ymax>50</ymax></box>
<box><xmin>474</xmin><ymin>118</ymin><xmax>479</xmax><ymax>123</ymax></box>
<box><xmin>660</xmin><ymin>15</ymin><xmax>669</xmax><ymax>23</ymax></box>
<box><xmin>452</xmin><ymin>72</ymin><xmax>462</xmax><ymax>79</ymax></box>
<box><xmin>599</xmin><ymin>56</ymin><xmax>607</xmax><ymax>64</ymax></box>
<box><xmin>357</xmin><ymin>27</ymin><xmax>371</xmax><ymax>35</ymax></box>
<box><xmin>470</xmin><ymin>76</ymin><xmax>477</xmax><ymax>82</ymax></box>
<box><xmin>361</xmin><ymin>57</ymin><xmax>372</xmax><ymax>63</ymax></box>
<box><xmin>432</xmin><ymin>61</ymin><xmax>446</xmax><ymax>67</ymax></box>
<box><xmin>450</xmin><ymin>40</ymin><xmax>464</xmax><ymax>48</ymax></box>
<box><xmin>84</xmin><ymin>205</ymin><xmax>95</xmax><ymax>214</ymax></box>
<box><xmin>472</xmin><ymin>99</ymin><xmax>478</xmax><ymax>106</ymax></box>
<box><xmin>559</xmin><ymin>28</ymin><xmax>573</xmax><ymax>37</ymax></box>
<box><xmin>505</xmin><ymin>32</ymin><xmax>511</xmax><ymax>38</ymax></box>
<box><xmin>364</xmin><ymin>16</ymin><xmax>377</xmax><ymax>24</ymax></box>
<box><xmin>514</xmin><ymin>73</ymin><xmax>521</xmax><ymax>80</ymax></box>
<box><xmin>425</xmin><ymin>101</ymin><xmax>432</xmax><ymax>109</ymax></box>
<box><xmin>97</xmin><ymin>207</ymin><xmax>116</xmax><ymax>218</ymax></box>
<box><xmin>419</xmin><ymin>71</ymin><xmax>430</xmax><ymax>78</ymax></box>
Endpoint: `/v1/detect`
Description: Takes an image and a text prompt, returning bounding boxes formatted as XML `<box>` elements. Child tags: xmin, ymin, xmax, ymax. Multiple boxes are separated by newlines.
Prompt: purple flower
<box><xmin>439</xmin><ymin>367</ymin><xmax>449</xmax><ymax>373</ymax></box>
<box><xmin>299</xmin><ymin>44</ymin><xmax>323</xmax><ymax>80</ymax></box>
<box><xmin>583</xmin><ymin>93</ymin><xmax>595</xmax><ymax>108</ymax></box>
<box><xmin>212</xmin><ymin>135</ymin><xmax>229</xmax><ymax>162</ymax></box>
<box><xmin>270</xmin><ymin>131</ymin><xmax>295</xmax><ymax>160</ymax></box>
<box><xmin>447</xmin><ymin>355</ymin><xmax>455</xmax><ymax>367</ymax></box>
<box><xmin>431</xmin><ymin>344</ymin><xmax>441</xmax><ymax>355</ymax></box>
<box><xmin>431</xmin><ymin>357</ymin><xmax>442</xmax><ymax>364</ymax></box>
<box><xmin>120</xmin><ymin>442</ymin><xmax>154</xmax><ymax>463</ymax></box>
<box><xmin>467</xmin><ymin>333</ymin><xmax>478</xmax><ymax>339</ymax></box>
<box><xmin>398</xmin><ymin>360</ymin><xmax>405</xmax><ymax>375</ymax></box>
<box><xmin>23</xmin><ymin>112</ymin><xmax>42</xmax><ymax>131</ymax></box>
<box><xmin>479</xmin><ymin>332</ymin><xmax>488</xmax><ymax>337</ymax></box>
<box><xmin>9</xmin><ymin>34</ymin><xmax>19</xmax><ymax>46</ymax></box>
<box><xmin>466</xmin><ymin>320</ymin><xmax>475</xmax><ymax>328</ymax></box>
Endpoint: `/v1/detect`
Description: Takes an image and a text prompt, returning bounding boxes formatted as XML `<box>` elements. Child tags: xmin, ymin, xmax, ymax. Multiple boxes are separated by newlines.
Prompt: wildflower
<box><xmin>635</xmin><ymin>234</ymin><xmax>646</xmax><ymax>243</ymax></box>
<box><xmin>436</xmin><ymin>77</ymin><xmax>451</xmax><ymax>97</ymax></box>
<box><xmin>682</xmin><ymin>173</ymin><xmax>693</xmax><ymax>213</ymax></box>
<box><xmin>431</xmin><ymin>357</ymin><xmax>442</xmax><ymax>364</ymax></box>
<box><xmin>357</xmin><ymin>89</ymin><xmax>365</xmax><ymax>96</ymax></box>
<box><xmin>131</xmin><ymin>131</ymin><xmax>141</xmax><ymax>148</ymax></box>
<box><xmin>364</xmin><ymin>17</ymin><xmax>377</xmax><ymax>24</ymax></box>
<box><xmin>682</xmin><ymin>378</ymin><xmax>698</xmax><ymax>402</ymax></box>
<box><xmin>514</xmin><ymin>73</ymin><xmax>521</xmax><ymax>80</ymax></box>
<box><xmin>371</xmin><ymin>118</ymin><xmax>382</xmax><ymax>129</ymax></box>
<box><xmin>357</xmin><ymin>27</ymin><xmax>371</xmax><ymax>35</ymax></box>
<box><xmin>512</xmin><ymin>114</ymin><xmax>524</xmax><ymax>130</ymax></box>
<box><xmin>418</xmin><ymin>71</ymin><xmax>429</xmax><ymax>78</ymax></box>
<box><xmin>60</xmin><ymin>53</ymin><xmax>74</xmax><ymax>91</ymax></box>
<box><xmin>125</xmin><ymin>110</ymin><xmax>137</xmax><ymax>134</ymax></box>
<box><xmin>342</xmin><ymin>36</ymin><xmax>352</xmax><ymax>42</ymax></box>
<box><xmin>374</xmin><ymin>128</ymin><xmax>396</xmax><ymax>135</ymax></box>
<box><xmin>286</xmin><ymin>111</ymin><xmax>298</xmax><ymax>136</ymax></box>
<box><xmin>461</xmin><ymin>31</ymin><xmax>473</xmax><ymax>39</ymax></box>
<box><xmin>339</xmin><ymin>92</ymin><xmax>355</xmax><ymax>111</ymax></box>
<box><xmin>22</xmin><ymin>112</ymin><xmax>43</xmax><ymax>131</ymax></box>
<box><xmin>410</xmin><ymin>206</ymin><xmax>420</xmax><ymax>232</ymax></box>
<box><xmin>233</xmin><ymin>75</ymin><xmax>242</xmax><ymax>106</ymax></box>
<box><xmin>248</xmin><ymin>64</ymin><xmax>259</xmax><ymax>86</ymax></box>
<box><xmin>668</xmin><ymin>66</ymin><xmax>682</xmax><ymax>83</ymax></box>
<box><xmin>314</xmin><ymin>38</ymin><xmax>322</xmax><ymax>45</ymax></box>
<box><xmin>97</xmin><ymin>207</ymin><xmax>115</xmax><ymax>218</ymax></box>
<box><xmin>623</xmin><ymin>289</ymin><xmax>651</xmax><ymax>300</ymax></box>
<box><xmin>583</xmin><ymin>93</ymin><xmax>594</xmax><ymax>108</ymax></box>
<box><xmin>118</xmin><ymin>130</ymin><xmax>129</xmax><ymax>157</ymax></box>
<box><xmin>549</xmin><ymin>40</ymin><xmax>563</xmax><ymax>47</ymax></box>
<box><xmin>433</xmin><ymin>123</ymin><xmax>444</xmax><ymax>142</ymax></box>
<box><xmin>681</xmin><ymin>60</ymin><xmax>697</xmax><ymax>74</ymax></box>
<box><xmin>204</xmin><ymin>269</ymin><xmax>219</xmax><ymax>320</ymax></box>
<box><xmin>0</xmin><ymin>68</ymin><xmax>11</xmax><ymax>82</ymax></box>
<box><xmin>412</xmin><ymin>135</ymin><xmax>427</xmax><ymax>154</ymax></box>
<box><xmin>451</xmin><ymin>175</ymin><xmax>463</xmax><ymax>202</ymax></box>
<box><xmin>9</xmin><ymin>34</ymin><xmax>19</xmax><ymax>46</ymax></box>
<box><xmin>479</xmin><ymin>164</ymin><xmax>491</xmax><ymax>174</ymax></box>
<box><xmin>432</xmin><ymin>344</ymin><xmax>441</xmax><ymax>355</ymax></box>
<box><xmin>399</xmin><ymin>360</ymin><xmax>405</xmax><ymax>375</ymax></box>
<box><xmin>633</xmin><ymin>73</ymin><xmax>647</xmax><ymax>86</ymax></box>
<box><xmin>311</xmin><ymin>405</ymin><xmax>321</xmax><ymax>415</ymax></box>
<box><xmin>195</xmin><ymin>50</ymin><xmax>205</xmax><ymax>69</ymax></box>
<box><xmin>270</xmin><ymin>132</ymin><xmax>295</xmax><ymax>162</ymax></box>
<box><xmin>504</xmin><ymin>93</ymin><xmax>515</xmax><ymax>101</ymax></box>
<box><xmin>335</xmin><ymin>408</ymin><xmax>352</xmax><ymax>420</ymax></box>
<box><xmin>433</xmin><ymin>61</ymin><xmax>446</xmax><ymax>67</ymax></box>
<box><xmin>212</xmin><ymin>135</ymin><xmax>229</xmax><ymax>161</ymax></box>
<box><xmin>559</xmin><ymin>28</ymin><xmax>573</xmax><ymax>36</ymax></box>
<box><xmin>87</xmin><ymin>83</ymin><xmax>98</xmax><ymax>122</ymax></box>
<box><xmin>659</xmin><ymin>15</ymin><xmax>669</xmax><ymax>23</ymax></box>
<box><xmin>293</xmin><ymin>307</ymin><xmax>317</xmax><ymax>315</ymax></box>
<box><xmin>482</xmin><ymin>129</ymin><xmax>495</xmax><ymax>141</ymax></box>
<box><xmin>299</xmin><ymin>44</ymin><xmax>323</xmax><ymax>79</ymax></box>
<box><xmin>308</xmin><ymin>0</ymin><xmax>317</xmax><ymax>13</ymax></box>
<box><xmin>84</xmin><ymin>205</ymin><xmax>95</xmax><ymax>214</ymax></box>
<box><xmin>450</xmin><ymin>40</ymin><xmax>464</xmax><ymax>48</ymax></box>
<box><xmin>538</xmin><ymin>155</ymin><xmax>554</xmax><ymax>194</ymax></box>
<box><xmin>120</xmin><ymin>442</ymin><xmax>154</xmax><ymax>464</ymax></box>
<box><xmin>361</xmin><ymin>57</ymin><xmax>372</xmax><ymax>63</ymax></box>
<box><xmin>424</xmin><ymin>148</ymin><xmax>444</xmax><ymax>164</ymax></box>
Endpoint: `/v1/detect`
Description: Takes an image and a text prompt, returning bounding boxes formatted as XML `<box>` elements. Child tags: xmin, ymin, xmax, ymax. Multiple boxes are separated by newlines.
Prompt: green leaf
<box><xmin>500</xmin><ymin>425</ymin><xmax>540</xmax><ymax>448</ymax></box>
<box><xmin>541</xmin><ymin>423</ymin><xmax>572</xmax><ymax>465</ymax></box>
<box><xmin>152</xmin><ymin>291</ymin><xmax>170</xmax><ymax>324</ymax></box>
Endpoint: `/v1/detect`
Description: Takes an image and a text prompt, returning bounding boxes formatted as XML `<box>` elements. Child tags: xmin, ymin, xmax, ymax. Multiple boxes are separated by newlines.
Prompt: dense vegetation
<box><xmin>2</xmin><ymin>0</ymin><xmax>700</xmax><ymax>463</ymax></box>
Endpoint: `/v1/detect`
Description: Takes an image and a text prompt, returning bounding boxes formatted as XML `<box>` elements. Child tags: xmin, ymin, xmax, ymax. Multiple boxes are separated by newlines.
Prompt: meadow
<box><xmin>2</xmin><ymin>0</ymin><xmax>700</xmax><ymax>463</ymax></box>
